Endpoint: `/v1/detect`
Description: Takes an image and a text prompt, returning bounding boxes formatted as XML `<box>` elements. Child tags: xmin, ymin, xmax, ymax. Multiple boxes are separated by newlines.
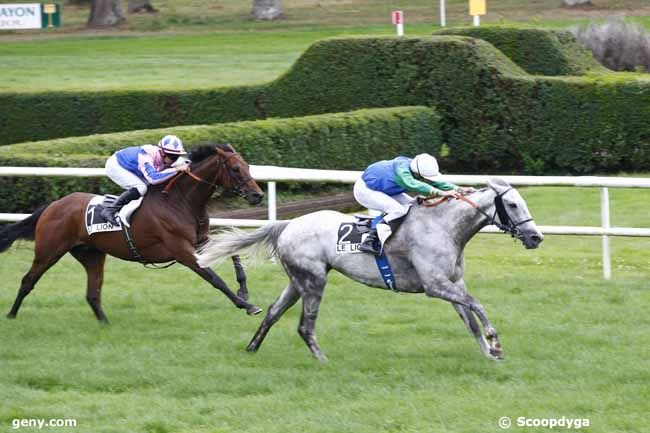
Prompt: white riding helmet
<box><xmin>158</xmin><ymin>135</ymin><xmax>187</xmax><ymax>155</ymax></box>
<box><xmin>410</xmin><ymin>153</ymin><xmax>440</xmax><ymax>180</ymax></box>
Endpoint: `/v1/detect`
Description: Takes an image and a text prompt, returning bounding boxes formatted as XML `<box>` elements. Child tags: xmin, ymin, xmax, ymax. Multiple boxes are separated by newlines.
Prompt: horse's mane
<box><xmin>188</xmin><ymin>143</ymin><xmax>235</xmax><ymax>163</ymax></box>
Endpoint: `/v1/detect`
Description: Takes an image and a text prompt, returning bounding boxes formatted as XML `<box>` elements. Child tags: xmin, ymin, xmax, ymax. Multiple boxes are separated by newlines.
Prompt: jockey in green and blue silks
<box><xmin>353</xmin><ymin>153</ymin><xmax>474</xmax><ymax>255</ymax></box>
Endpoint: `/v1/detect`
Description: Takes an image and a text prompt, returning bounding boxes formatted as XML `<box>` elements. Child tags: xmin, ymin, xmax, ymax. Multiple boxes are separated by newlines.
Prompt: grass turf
<box><xmin>0</xmin><ymin>187</ymin><xmax>648</xmax><ymax>433</ymax></box>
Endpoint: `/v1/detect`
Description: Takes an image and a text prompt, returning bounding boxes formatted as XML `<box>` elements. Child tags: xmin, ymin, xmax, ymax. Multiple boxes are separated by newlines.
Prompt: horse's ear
<box><xmin>487</xmin><ymin>177</ymin><xmax>510</xmax><ymax>193</ymax></box>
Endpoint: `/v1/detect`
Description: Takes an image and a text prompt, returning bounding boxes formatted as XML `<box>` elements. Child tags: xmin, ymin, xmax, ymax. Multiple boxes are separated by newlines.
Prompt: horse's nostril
<box><xmin>249</xmin><ymin>192</ymin><xmax>264</xmax><ymax>204</ymax></box>
<box><xmin>531</xmin><ymin>234</ymin><xmax>543</xmax><ymax>243</ymax></box>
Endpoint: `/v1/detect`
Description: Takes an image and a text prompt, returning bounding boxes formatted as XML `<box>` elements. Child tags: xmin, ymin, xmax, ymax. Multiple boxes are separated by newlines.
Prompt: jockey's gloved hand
<box><xmin>439</xmin><ymin>190</ymin><xmax>461</xmax><ymax>199</ymax></box>
<box><xmin>459</xmin><ymin>187</ymin><xmax>476</xmax><ymax>195</ymax></box>
<box><xmin>176</xmin><ymin>164</ymin><xmax>191</xmax><ymax>173</ymax></box>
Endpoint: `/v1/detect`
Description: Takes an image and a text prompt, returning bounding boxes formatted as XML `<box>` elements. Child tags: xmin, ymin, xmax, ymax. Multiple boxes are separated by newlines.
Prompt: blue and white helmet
<box><xmin>158</xmin><ymin>135</ymin><xmax>187</xmax><ymax>155</ymax></box>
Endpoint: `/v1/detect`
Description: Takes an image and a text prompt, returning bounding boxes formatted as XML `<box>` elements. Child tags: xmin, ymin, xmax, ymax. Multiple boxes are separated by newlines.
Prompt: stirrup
<box><xmin>359</xmin><ymin>238</ymin><xmax>381</xmax><ymax>255</ymax></box>
<box><xmin>101</xmin><ymin>207</ymin><xmax>119</xmax><ymax>225</ymax></box>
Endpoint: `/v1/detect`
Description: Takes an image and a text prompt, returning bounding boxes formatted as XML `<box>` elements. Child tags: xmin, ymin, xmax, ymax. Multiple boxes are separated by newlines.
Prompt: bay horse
<box><xmin>1</xmin><ymin>143</ymin><xmax>264</xmax><ymax>322</ymax></box>
<box><xmin>195</xmin><ymin>178</ymin><xmax>544</xmax><ymax>361</ymax></box>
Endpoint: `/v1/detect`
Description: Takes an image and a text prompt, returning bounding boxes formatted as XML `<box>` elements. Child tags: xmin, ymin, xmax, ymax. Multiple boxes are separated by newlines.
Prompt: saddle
<box><xmin>85</xmin><ymin>195</ymin><xmax>143</xmax><ymax>235</ymax></box>
<box><xmin>351</xmin><ymin>214</ymin><xmax>376</xmax><ymax>233</ymax></box>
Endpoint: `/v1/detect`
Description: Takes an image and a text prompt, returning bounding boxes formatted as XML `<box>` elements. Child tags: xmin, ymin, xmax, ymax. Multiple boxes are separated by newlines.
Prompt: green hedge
<box><xmin>0</xmin><ymin>106</ymin><xmax>441</xmax><ymax>212</ymax></box>
<box><xmin>436</xmin><ymin>26</ymin><xmax>606</xmax><ymax>76</ymax></box>
<box><xmin>0</xmin><ymin>87</ymin><xmax>265</xmax><ymax>146</ymax></box>
<box><xmin>273</xmin><ymin>36</ymin><xmax>650</xmax><ymax>174</ymax></box>
<box><xmin>0</xmin><ymin>30</ymin><xmax>604</xmax><ymax>147</ymax></box>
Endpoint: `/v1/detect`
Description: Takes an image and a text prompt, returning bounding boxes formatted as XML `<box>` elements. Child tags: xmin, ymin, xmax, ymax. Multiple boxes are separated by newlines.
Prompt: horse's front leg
<box><xmin>428</xmin><ymin>279</ymin><xmax>503</xmax><ymax>360</ymax></box>
<box><xmin>172</xmin><ymin>241</ymin><xmax>262</xmax><ymax>315</ymax></box>
<box><xmin>466</xmin><ymin>296</ymin><xmax>503</xmax><ymax>359</ymax></box>
<box><xmin>192</xmin><ymin>266</ymin><xmax>262</xmax><ymax>316</ymax></box>
<box><xmin>231</xmin><ymin>255</ymin><xmax>249</xmax><ymax>301</ymax></box>
<box><xmin>412</xmin><ymin>256</ymin><xmax>503</xmax><ymax>360</ymax></box>
<box><xmin>452</xmin><ymin>303</ymin><xmax>500</xmax><ymax>360</ymax></box>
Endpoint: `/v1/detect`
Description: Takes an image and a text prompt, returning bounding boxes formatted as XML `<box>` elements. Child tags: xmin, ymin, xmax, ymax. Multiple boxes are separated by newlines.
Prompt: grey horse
<box><xmin>196</xmin><ymin>178</ymin><xmax>543</xmax><ymax>361</ymax></box>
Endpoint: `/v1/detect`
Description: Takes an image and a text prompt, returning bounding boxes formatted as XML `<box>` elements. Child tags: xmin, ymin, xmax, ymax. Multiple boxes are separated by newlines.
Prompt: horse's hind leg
<box><xmin>247</xmin><ymin>282</ymin><xmax>301</xmax><ymax>352</ymax></box>
<box><xmin>289</xmin><ymin>266</ymin><xmax>329</xmax><ymax>361</ymax></box>
<box><xmin>7</xmin><ymin>247</ymin><xmax>68</xmax><ymax>319</ymax></box>
<box><xmin>452</xmin><ymin>303</ymin><xmax>493</xmax><ymax>359</ymax></box>
<box><xmin>231</xmin><ymin>255</ymin><xmax>249</xmax><ymax>301</ymax></box>
<box><xmin>70</xmin><ymin>246</ymin><xmax>109</xmax><ymax>323</ymax></box>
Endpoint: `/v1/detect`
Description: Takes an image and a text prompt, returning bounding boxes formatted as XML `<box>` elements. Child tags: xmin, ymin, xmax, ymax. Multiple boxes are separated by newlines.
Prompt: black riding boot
<box><xmin>100</xmin><ymin>188</ymin><xmax>141</xmax><ymax>226</ymax></box>
<box><xmin>359</xmin><ymin>228</ymin><xmax>381</xmax><ymax>255</ymax></box>
<box><xmin>359</xmin><ymin>216</ymin><xmax>405</xmax><ymax>256</ymax></box>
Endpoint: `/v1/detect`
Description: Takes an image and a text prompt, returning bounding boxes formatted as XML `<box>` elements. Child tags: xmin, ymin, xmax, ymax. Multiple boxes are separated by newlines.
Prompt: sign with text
<box><xmin>0</xmin><ymin>3</ymin><xmax>60</xmax><ymax>30</ymax></box>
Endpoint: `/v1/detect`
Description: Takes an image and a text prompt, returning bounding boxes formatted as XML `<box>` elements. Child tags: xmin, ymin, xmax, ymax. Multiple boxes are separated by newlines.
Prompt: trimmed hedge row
<box><xmin>3</xmin><ymin>34</ymin><xmax>650</xmax><ymax>176</ymax></box>
<box><xmin>0</xmin><ymin>86</ymin><xmax>265</xmax><ymax>146</ymax></box>
<box><xmin>436</xmin><ymin>26</ymin><xmax>606</xmax><ymax>76</ymax></box>
<box><xmin>0</xmin><ymin>106</ymin><xmax>441</xmax><ymax>212</ymax></box>
<box><xmin>0</xmin><ymin>28</ymin><xmax>601</xmax><ymax>146</ymax></box>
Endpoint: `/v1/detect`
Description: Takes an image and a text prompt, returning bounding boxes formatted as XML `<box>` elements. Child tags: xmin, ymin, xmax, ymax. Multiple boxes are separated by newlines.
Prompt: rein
<box><xmin>162</xmin><ymin>151</ymin><xmax>254</xmax><ymax>198</ymax></box>
<box><xmin>423</xmin><ymin>188</ymin><xmax>532</xmax><ymax>238</ymax></box>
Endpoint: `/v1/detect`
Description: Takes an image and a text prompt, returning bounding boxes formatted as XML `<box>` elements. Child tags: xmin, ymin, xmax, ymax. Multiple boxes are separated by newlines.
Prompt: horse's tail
<box><xmin>0</xmin><ymin>205</ymin><xmax>48</xmax><ymax>253</ymax></box>
<box><xmin>195</xmin><ymin>221</ymin><xmax>290</xmax><ymax>267</ymax></box>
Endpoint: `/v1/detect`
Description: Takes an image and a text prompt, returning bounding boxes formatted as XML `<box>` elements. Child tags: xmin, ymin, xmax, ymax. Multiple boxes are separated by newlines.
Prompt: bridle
<box><xmin>424</xmin><ymin>188</ymin><xmax>533</xmax><ymax>239</ymax></box>
<box><xmin>163</xmin><ymin>149</ymin><xmax>255</xmax><ymax>198</ymax></box>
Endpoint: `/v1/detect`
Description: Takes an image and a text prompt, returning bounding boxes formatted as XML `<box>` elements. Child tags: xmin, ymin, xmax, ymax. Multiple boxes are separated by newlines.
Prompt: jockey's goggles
<box><xmin>164</xmin><ymin>152</ymin><xmax>181</xmax><ymax>162</ymax></box>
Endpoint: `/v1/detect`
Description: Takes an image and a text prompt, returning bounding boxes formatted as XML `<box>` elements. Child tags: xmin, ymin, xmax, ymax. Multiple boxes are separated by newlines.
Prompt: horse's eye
<box><xmin>508</xmin><ymin>203</ymin><xmax>518</xmax><ymax>209</ymax></box>
<box><xmin>232</xmin><ymin>166</ymin><xmax>241</xmax><ymax>173</ymax></box>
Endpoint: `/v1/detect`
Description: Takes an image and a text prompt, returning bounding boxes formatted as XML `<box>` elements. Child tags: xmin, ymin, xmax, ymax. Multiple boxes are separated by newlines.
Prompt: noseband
<box><xmin>490</xmin><ymin>188</ymin><xmax>534</xmax><ymax>238</ymax></box>
<box><xmin>163</xmin><ymin>150</ymin><xmax>255</xmax><ymax>198</ymax></box>
<box><xmin>424</xmin><ymin>188</ymin><xmax>532</xmax><ymax>239</ymax></box>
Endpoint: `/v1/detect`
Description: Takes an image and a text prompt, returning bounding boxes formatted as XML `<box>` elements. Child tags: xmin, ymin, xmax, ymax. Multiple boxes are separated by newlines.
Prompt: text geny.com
<box><xmin>12</xmin><ymin>419</ymin><xmax>77</xmax><ymax>429</ymax></box>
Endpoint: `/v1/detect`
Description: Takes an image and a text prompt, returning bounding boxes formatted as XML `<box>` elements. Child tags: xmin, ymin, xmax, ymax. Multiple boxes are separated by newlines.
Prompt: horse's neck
<box><xmin>458</xmin><ymin>188</ymin><xmax>496</xmax><ymax>245</ymax></box>
<box><xmin>170</xmin><ymin>158</ymin><xmax>219</xmax><ymax>213</ymax></box>
<box><xmin>410</xmin><ymin>189</ymin><xmax>496</xmax><ymax>249</ymax></box>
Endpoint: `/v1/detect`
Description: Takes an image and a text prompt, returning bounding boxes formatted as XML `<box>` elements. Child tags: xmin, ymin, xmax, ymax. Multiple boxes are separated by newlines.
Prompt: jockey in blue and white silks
<box><xmin>353</xmin><ymin>153</ymin><xmax>474</xmax><ymax>255</ymax></box>
<box><xmin>100</xmin><ymin>134</ymin><xmax>190</xmax><ymax>225</ymax></box>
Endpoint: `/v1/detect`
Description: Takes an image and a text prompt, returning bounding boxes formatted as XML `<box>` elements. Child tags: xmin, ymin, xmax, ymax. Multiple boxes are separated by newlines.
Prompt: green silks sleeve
<box><xmin>394</xmin><ymin>160</ymin><xmax>436</xmax><ymax>195</ymax></box>
<box><xmin>394</xmin><ymin>159</ymin><xmax>459</xmax><ymax>196</ymax></box>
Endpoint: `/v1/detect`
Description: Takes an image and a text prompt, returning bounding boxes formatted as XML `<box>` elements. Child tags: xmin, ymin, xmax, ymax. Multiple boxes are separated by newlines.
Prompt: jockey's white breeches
<box><xmin>105</xmin><ymin>154</ymin><xmax>148</xmax><ymax>196</ymax></box>
<box><xmin>353</xmin><ymin>178</ymin><xmax>414</xmax><ymax>223</ymax></box>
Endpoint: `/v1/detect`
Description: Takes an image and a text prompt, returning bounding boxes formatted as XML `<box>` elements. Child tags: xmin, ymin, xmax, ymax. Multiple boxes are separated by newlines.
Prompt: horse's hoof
<box><xmin>246</xmin><ymin>306</ymin><xmax>263</xmax><ymax>316</ymax></box>
<box><xmin>246</xmin><ymin>343</ymin><xmax>259</xmax><ymax>352</ymax></box>
<box><xmin>237</xmin><ymin>290</ymin><xmax>249</xmax><ymax>302</ymax></box>
<box><xmin>6</xmin><ymin>313</ymin><xmax>16</xmax><ymax>320</ymax></box>
<box><xmin>489</xmin><ymin>348</ymin><xmax>505</xmax><ymax>361</ymax></box>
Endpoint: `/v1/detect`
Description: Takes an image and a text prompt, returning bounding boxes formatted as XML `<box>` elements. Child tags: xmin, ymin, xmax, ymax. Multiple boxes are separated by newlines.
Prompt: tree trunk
<box><xmin>88</xmin><ymin>0</ymin><xmax>125</xmax><ymax>27</ymax></box>
<box><xmin>251</xmin><ymin>0</ymin><xmax>283</xmax><ymax>21</ymax></box>
<box><xmin>128</xmin><ymin>0</ymin><xmax>157</xmax><ymax>14</ymax></box>
<box><xmin>562</xmin><ymin>0</ymin><xmax>592</xmax><ymax>6</ymax></box>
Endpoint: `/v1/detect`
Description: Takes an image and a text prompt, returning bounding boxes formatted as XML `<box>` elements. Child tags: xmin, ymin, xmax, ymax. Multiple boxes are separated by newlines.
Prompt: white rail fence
<box><xmin>2</xmin><ymin>166</ymin><xmax>650</xmax><ymax>280</ymax></box>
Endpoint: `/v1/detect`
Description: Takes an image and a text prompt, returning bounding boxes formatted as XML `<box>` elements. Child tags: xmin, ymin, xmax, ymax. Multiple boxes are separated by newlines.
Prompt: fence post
<box><xmin>600</xmin><ymin>187</ymin><xmax>611</xmax><ymax>280</ymax></box>
<box><xmin>268</xmin><ymin>181</ymin><xmax>277</xmax><ymax>264</ymax></box>
<box><xmin>268</xmin><ymin>181</ymin><xmax>277</xmax><ymax>222</ymax></box>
